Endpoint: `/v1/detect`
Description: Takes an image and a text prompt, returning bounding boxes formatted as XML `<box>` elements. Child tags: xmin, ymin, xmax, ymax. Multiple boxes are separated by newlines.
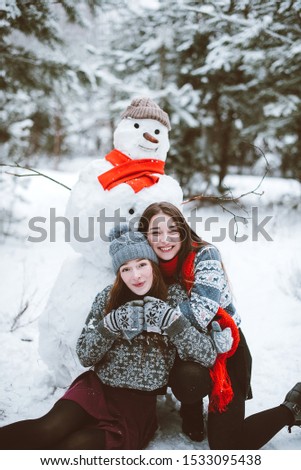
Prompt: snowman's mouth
<box><xmin>139</xmin><ymin>145</ymin><xmax>158</xmax><ymax>152</ymax></box>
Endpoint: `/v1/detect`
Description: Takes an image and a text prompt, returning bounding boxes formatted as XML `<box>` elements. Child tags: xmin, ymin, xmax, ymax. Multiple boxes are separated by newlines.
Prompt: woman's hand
<box><xmin>104</xmin><ymin>300</ymin><xmax>144</xmax><ymax>340</ymax></box>
<box><xmin>210</xmin><ymin>321</ymin><xmax>233</xmax><ymax>354</ymax></box>
<box><xmin>143</xmin><ymin>296</ymin><xmax>180</xmax><ymax>333</ymax></box>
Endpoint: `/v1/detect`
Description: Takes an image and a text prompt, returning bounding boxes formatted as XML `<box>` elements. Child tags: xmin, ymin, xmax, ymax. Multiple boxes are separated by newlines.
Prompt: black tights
<box><xmin>207</xmin><ymin>380</ymin><xmax>292</xmax><ymax>449</ymax></box>
<box><xmin>0</xmin><ymin>399</ymin><xmax>105</xmax><ymax>450</ymax></box>
<box><xmin>169</xmin><ymin>359</ymin><xmax>293</xmax><ymax>450</ymax></box>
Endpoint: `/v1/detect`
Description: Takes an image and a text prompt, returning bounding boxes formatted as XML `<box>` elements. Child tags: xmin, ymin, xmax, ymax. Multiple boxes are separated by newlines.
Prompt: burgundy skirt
<box><xmin>61</xmin><ymin>371</ymin><xmax>158</xmax><ymax>450</ymax></box>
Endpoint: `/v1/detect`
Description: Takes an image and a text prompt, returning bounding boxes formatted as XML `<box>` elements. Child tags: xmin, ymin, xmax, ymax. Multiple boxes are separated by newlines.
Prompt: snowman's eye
<box><xmin>154</xmin><ymin>129</ymin><xmax>160</xmax><ymax>135</ymax></box>
<box><xmin>134</xmin><ymin>123</ymin><xmax>140</xmax><ymax>129</ymax></box>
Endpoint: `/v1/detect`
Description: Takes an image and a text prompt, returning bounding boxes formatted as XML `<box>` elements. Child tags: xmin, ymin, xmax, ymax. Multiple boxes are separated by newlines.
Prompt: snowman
<box><xmin>38</xmin><ymin>97</ymin><xmax>183</xmax><ymax>387</ymax></box>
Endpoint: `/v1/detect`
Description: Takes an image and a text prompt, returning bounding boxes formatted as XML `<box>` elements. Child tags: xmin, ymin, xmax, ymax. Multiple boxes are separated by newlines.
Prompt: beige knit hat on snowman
<box><xmin>121</xmin><ymin>97</ymin><xmax>171</xmax><ymax>130</ymax></box>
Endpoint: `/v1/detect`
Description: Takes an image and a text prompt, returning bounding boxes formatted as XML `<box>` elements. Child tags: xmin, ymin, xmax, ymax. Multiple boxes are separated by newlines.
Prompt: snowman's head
<box><xmin>113</xmin><ymin>97</ymin><xmax>171</xmax><ymax>162</ymax></box>
<box><xmin>113</xmin><ymin>118</ymin><xmax>170</xmax><ymax>161</ymax></box>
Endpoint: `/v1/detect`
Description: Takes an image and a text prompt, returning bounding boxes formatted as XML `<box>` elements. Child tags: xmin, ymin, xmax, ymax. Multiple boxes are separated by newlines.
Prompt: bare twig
<box><xmin>183</xmin><ymin>144</ymin><xmax>269</xmax><ymax>209</ymax></box>
<box><xmin>182</xmin><ymin>145</ymin><xmax>270</xmax><ymax>240</ymax></box>
<box><xmin>5</xmin><ymin>172</ymin><xmax>40</xmax><ymax>178</ymax></box>
<box><xmin>10</xmin><ymin>301</ymin><xmax>29</xmax><ymax>332</ymax></box>
<box><xmin>183</xmin><ymin>181</ymin><xmax>264</xmax><ymax>208</ymax></box>
<box><xmin>10</xmin><ymin>263</ymin><xmax>40</xmax><ymax>332</ymax></box>
<box><xmin>0</xmin><ymin>162</ymin><xmax>71</xmax><ymax>191</ymax></box>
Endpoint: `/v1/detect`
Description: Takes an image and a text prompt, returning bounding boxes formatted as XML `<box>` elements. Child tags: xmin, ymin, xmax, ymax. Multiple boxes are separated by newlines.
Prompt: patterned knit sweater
<box><xmin>179</xmin><ymin>245</ymin><xmax>241</xmax><ymax>330</ymax></box>
<box><xmin>76</xmin><ymin>284</ymin><xmax>217</xmax><ymax>392</ymax></box>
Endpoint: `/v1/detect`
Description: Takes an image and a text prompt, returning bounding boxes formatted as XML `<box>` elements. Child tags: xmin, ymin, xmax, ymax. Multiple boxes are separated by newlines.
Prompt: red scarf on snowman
<box><xmin>98</xmin><ymin>149</ymin><xmax>165</xmax><ymax>193</ymax></box>
<box><xmin>160</xmin><ymin>249</ymin><xmax>240</xmax><ymax>413</ymax></box>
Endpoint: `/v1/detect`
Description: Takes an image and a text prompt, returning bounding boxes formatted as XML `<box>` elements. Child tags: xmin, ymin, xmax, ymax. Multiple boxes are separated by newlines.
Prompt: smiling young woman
<box><xmin>139</xmin><ymin>202</ymin><xmax>301</xmax><ymax>450</ymax></box>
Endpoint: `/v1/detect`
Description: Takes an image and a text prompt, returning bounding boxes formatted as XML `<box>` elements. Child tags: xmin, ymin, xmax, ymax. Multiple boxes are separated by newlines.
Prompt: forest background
<box><xmin>1</xmin><ymin>0</ymin><xmax>301</xmax><ymax>195</ymax></box>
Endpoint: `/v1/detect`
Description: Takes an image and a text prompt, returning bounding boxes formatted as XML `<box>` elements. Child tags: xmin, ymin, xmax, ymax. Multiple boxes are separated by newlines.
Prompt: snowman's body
<box><xmin>39</xmin><ymin>110</ymin><xmax>183</xmax><ymax>387</ymax></box>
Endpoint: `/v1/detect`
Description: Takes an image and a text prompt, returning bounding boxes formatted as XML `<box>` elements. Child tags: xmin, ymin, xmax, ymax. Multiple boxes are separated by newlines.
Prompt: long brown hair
<box><xmin>105</xmin><ymin>260</ymin><xmax>168</xmax><ymax>315</ymax></box>
<box><xmin>138</xmin><ymin>202</ymin><xmax>209</xmax><ymax>279</ymax></box>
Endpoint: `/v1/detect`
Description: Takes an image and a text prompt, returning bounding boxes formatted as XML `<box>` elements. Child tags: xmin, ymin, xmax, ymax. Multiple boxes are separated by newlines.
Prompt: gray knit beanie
<box><xmin>109</xmin><ymin>224</ymin><xmax>158</xmax><ymax>274</ymax></box>
<box><xmin>121</xmin><ymin>97</ymin><xmax>171</xmax><ymax>130</ymax></box>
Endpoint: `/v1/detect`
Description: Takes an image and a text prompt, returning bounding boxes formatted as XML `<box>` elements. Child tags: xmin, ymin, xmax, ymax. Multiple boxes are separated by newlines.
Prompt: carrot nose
<box><xmin>143</xmin><ymin>132</ymin><xmax>159</xmax><ymax>144</ymax></box>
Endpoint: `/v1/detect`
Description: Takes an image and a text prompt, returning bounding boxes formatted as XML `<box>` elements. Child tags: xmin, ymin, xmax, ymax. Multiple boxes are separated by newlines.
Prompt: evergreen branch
<box><xmin>1</xmin><ymin>51</ymin><xmax>66</xmax><ymax>67</ymax></box>
<box><xmin>190</xmin><ymin>6</ymin><xmax>295</xmax><ymax>45</ymax></box>
<box><xmin>0</xmin><ymin>162</ymin><xmax>71</xmax><ymax>191</ymax></box>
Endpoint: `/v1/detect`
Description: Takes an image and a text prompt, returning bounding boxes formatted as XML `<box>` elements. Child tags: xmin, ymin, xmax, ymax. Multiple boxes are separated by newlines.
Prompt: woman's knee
<box><xmin>36</xmin><ymin>399</ymin><xmax>92</xmax><ymax>441</ymax></box>
<box><xmin>169</xmin><ymin>361</ymin><xmax>211</xmax><ymax>404</ymax></box>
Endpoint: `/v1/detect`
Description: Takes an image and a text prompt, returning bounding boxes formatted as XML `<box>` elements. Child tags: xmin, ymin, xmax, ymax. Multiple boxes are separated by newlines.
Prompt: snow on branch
<box><xmin>189</xmin><ymin>5</ymin><xmax>294</xmax><ymax>45</ymax></box>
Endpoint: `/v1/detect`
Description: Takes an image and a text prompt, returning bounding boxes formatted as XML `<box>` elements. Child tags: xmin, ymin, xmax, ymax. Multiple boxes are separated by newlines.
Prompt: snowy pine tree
<box><xmin>0</xmin><ymin>0</ymin><xmax>103</xmax><ymax>160</ymax></box>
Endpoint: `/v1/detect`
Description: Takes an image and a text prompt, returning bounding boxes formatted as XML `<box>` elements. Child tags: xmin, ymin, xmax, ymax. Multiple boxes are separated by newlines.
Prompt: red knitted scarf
<box><xmin>97</xmin><ymin>149</ymin><xmax>165</xmax><ymax>193</ymax></box>
<box><xmin>208</xmin><ymin>307</ymin><xmax>240</xmax><ymax>413</ymax></box>
<box><xmin>176</xmin><ymin>249</ymin><xmax>240</xmax><ymax>413</ymax></box>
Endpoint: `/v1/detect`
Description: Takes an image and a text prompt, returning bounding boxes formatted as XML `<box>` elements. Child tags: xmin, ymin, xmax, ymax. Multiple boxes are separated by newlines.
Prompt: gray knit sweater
<box><xmin>76</xmin><ymin>284</ymin><xmax>217</xmax><ymax>392</ymax></box>
<box><xmin>179</xmin><ymin>246</ymin><xmax>241</xmax><ymax>330</ymax></box>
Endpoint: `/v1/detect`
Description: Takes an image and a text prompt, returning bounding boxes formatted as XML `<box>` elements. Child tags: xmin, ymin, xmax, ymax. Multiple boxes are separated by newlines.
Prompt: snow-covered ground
<box><xmin>0</xmin><ymin>159</ymin><xmax>301</xmax><ymax>450</ymax></box>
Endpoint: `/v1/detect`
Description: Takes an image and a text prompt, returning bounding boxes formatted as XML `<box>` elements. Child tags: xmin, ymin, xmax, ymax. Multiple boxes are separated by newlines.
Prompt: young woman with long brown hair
<box><xmin>0</xmin><ymin>225</ymin><xmax>217</xmax><ymax>450</ymax></box>
<box><xmin>139</xmin><ymin>201</ymin><xmax>301</xmax><ymax>449</ymax></box>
